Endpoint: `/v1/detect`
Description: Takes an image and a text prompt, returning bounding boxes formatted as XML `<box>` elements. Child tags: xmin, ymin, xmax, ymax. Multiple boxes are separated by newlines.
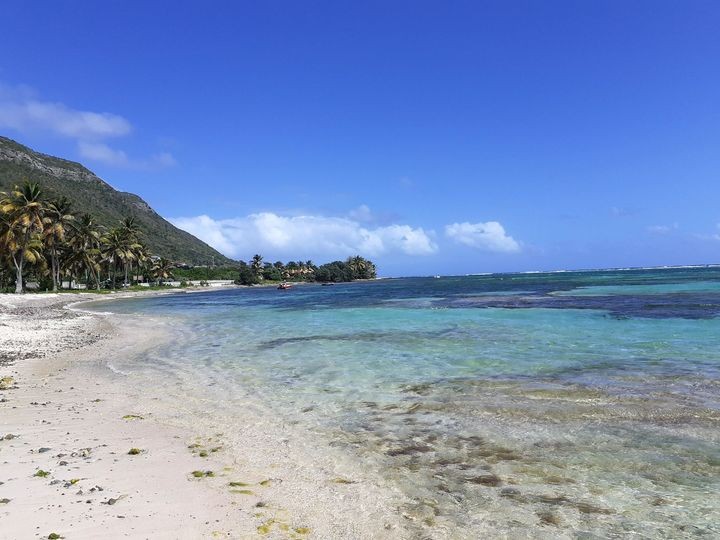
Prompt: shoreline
<box><xmin>0</xmin><ymin>291</ymin><xmax>253</xmax><ymax>539</ymax></box>
<box><xmin>0</xmin><ymin>290</ymin><xmax>409</xmax><ymax>539</ymax></box>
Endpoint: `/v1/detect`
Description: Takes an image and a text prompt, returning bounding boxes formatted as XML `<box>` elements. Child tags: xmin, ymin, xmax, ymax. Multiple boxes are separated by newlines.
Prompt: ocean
<box><xmin>89</xmin><ymin>267</ymin><xmax>720</xmax><ymax>537</ymax></box>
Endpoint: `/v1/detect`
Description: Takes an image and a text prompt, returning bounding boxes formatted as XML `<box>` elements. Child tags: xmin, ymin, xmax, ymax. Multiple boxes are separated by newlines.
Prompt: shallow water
<box><xmin>91</xmin><ymin>267</ymin><xmax>720</xmax><ymax>537</ymax></box>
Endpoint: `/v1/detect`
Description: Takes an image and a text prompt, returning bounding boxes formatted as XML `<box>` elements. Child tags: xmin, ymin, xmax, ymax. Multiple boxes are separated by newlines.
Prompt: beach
<box><xmin>0</xmin><ymin>291</ymin><xmax>408</xmax><ymax>540</ymax></box>
<box><xmin>2</xmin><ymin>269</ymin><xmax>720</xmax><ymax>539</ymax></box>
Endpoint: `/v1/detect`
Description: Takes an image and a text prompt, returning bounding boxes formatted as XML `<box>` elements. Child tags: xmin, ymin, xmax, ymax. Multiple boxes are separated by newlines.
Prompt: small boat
<box><xmin>277</xmin><ymin>282</ymin><xmax>293</xmax><ymax>290</ymax></box>
<box><xmin>321</xmin><ymin>282</ymin><xmax>335</xmax><ymax>286</ymax></box>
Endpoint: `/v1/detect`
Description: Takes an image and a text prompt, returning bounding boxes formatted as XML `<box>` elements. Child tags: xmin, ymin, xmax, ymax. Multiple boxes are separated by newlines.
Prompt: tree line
<box><xmin>235</xmin><ymin>254</ymin><xmax>377</xmax><ymax>285</ymax></box>
<box><xmin>0</xmin><ymin>181</ymin><xmax>174</xmax><ymax>293</ymax></box>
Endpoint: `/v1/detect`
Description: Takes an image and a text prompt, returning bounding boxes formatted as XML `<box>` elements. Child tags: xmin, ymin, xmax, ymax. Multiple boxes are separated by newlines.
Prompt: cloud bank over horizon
<box><xmin>171</xmin><ymin>211</ymin><xmax>439</xmax><ymax>261</ymax></box>
<box><xmin>171</xmin><ymin>208</ymin><xmax>527</xmax><ymax>267</ymax></box>
<box><xmin>0</xmin><ymin>82</ymin><xmax>174</xmax><ymax>169</ymax></box>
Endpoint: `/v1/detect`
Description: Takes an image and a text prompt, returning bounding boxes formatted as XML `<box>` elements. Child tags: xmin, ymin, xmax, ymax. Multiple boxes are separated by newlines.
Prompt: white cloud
<box><xmin>170</xmin><ymin>212</ymin><xmax>438</xmax><ymax>260</ymax></box>
<box><xmin>0</xmin><ymin>83</ymin><xmax>130</xmax><ymax>140</ymax></box>
<box><xmin>78</xmin><ymin>141</ymin><xmax>129</xmax><ymax>166</ymax></box>
<box><xmin>445</xmin><ymin>221</ymin><xmax>521</xmax><ymax>253</ymax></box>
<box><xmin>78</xmin><ymin>142</ymin><xmax>177</xmax><ymax>170</ymax></box>
<box><xmin>0</xmin><ymin>82</ymin><xmax>174</xmax><ymax>169</ymax></box>
<box><xmin>647</xmin><ymin>223</ymin><xmax>678</xmax><ymax>235</ymax></box>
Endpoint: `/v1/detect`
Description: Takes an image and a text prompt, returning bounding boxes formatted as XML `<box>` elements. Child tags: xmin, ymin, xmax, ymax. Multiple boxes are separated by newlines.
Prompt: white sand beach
<box><xmin>0</xmin><ymin>292</ymin><xmax>408</xmax><ymax>540</ymax></box>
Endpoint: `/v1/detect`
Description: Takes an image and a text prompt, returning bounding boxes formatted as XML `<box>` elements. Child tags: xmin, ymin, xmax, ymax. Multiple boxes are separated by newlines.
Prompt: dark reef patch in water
<box><xmin>241</xmin><ymin>267</ymin><xmax>720</xmax><ymax>320</ymax></box>
<box><xmin>256</xmin><ymin>327</ymin><xmax>460</xmax><ymax>350</ymax></box>
<box><xmin>447</xmin><ymin>292</ymin><xmax>720</xmax><ymax>319</ymax></box>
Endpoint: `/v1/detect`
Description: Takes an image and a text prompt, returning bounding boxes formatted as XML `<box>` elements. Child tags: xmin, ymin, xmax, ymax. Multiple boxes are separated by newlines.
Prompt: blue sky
<box><xmin>2</xmin><ymin>1</ymin><xmax>719</xmax><ymax>276</ymax></box>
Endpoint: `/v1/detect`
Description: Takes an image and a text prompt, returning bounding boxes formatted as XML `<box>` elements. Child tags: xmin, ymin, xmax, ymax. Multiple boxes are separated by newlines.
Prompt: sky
<box><xmin>1</xmin><ymin>1</ymin><xmax>719</xmax><ymax>276</ymax></box>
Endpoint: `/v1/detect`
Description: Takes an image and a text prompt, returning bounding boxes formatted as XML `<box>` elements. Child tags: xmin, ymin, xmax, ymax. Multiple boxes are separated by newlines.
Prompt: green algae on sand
<box><xmin>331</xmin><ymin>477</ymin><xmax>355</xmax><ymax>484</ymax></box>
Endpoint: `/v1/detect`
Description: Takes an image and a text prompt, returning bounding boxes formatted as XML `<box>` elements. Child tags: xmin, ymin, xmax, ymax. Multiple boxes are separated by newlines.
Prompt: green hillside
<box><xmin>0</xmin><ymin>136</ymin><xmax>233</xmax><ymax>265</ymax></box>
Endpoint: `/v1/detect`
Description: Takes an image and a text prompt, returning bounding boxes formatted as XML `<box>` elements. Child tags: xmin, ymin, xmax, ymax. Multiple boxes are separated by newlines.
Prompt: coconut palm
<box><xmin>0</xmin><ymin>182</ymin><xmax>46</xmax><ymax>293</ymax></box>
<box><xmin>0</xmin><ymin>211</ymin><xmax>45</xmax><ymax>291</ymax></box>
<box><xmin>250</xmin><ymin>254</ymin><xmax>264</xmax><ymax>279</ymax></box>
<box><xmin>44</xmin><ymin>197</ymin><xmax>75</xmax><ymax>291</ymax></box>
<box><xmin>120</xmin><ymin>216</ymin><xmax>141</xmax><ymax>240</ymax></box>
<box><xmin>102</xmin><ymin>227</ymin><xmax>132</xmax><ymax>288</ymax></box>
<box><xmin>151</xmin><ymin>257</ymin><xmax>174</xmax><ymax>285</ymax></box>
<box><xmin>118</xmin><ymin>216</ymin><xmax>143</xmax><ymax>286</ymax></box>
<box><xmin>346</xmin><ymin>255</ymin><xmax>376</xmax><ymax>280</ymax></box>
<box><xmin>67</xmin><ymin>213</ymin><xmax>102</xmax><ymax>289</ymax></box>
<box><xmin>346</xmin><ymin>255</ymin><xmax>365</xmax><ymax>279</ymax></box>
<box><xmin>133</xmin><ymin>242</ymin><xmax>151</xmax><ymax>284</ymax></box>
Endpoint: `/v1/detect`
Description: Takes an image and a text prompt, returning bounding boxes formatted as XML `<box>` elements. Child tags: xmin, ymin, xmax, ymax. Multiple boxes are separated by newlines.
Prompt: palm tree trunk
<box><xmin>14</xmin><ymin>265</ymin><xmax>23</xmax><ymax>293</ymax></box>
<box><xmin>13</xmin><ymin>253</ymin><xmax>23</xmax><ymax>294</ymax></box>
<box><xmin>55</xmin><ymin>252</ymin><xmax>62</xmax><ymax>290</ymax></box>
<box><xmin>87</xmin><ymin>264</ymin><xmax>99</xmax><ymax>290</ymax></box>
<box><xmin>51</xmin><ymin>248</ymin><xmax>58</xmax><ymax>292</ymax></box>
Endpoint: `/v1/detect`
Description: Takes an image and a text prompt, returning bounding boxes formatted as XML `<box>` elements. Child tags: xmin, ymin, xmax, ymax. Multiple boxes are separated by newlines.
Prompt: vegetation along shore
<box><xmin>0</xmin><ymin>180</ymin><xmax>377</xmax><ymax>294</ymax></box>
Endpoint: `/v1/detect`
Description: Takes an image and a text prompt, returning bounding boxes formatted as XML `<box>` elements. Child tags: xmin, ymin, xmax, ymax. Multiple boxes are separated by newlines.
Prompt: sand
<box><xmin>0</xmin><ymin>291</ymin><xmax>409</xmax><ymax>539</ymax></box>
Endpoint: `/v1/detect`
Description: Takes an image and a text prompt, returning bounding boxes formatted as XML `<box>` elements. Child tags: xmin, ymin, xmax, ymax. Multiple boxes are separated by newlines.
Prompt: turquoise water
<box><xmin>93</xmin><ymin>267</ymin><xmax>720</xmax><ymax>538</ymax></box>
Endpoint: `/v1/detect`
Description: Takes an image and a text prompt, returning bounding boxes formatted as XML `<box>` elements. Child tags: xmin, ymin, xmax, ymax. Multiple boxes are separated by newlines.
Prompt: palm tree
<box><xmin>118</xmin><ymin>216</ymin><xmax>142</xmax><ymax>285</ymax></box>
<box><xmin>346</xmin><ymin>255</ymin><xmax>365</xmax><ymax>279</ymax></box>
<box><xmin>0</xmin><ymin>212</ymin><xmax>45</xmax><ymax>292</ymax></box>
<box><xmin>151</xmin><ymin>257</ymin><xmax>174</xmax><ymax>285</ymax></box>
<box><xmin>101</xmin><ymin>228</ymin><xmax>124</xmax><ymax>288</ymax></box>
<box><xmin>120</xmin><ymin>216</ymin><xmax>141</xmax><ymax>239</ymax></box>
<box><xmin>346</xmin><ymin>255</ymin><xmax>375</xmax><ymax>280</ymax></box>
<box><xmin>250</xmin><ymin>254</ymin><xmax>264</xmax><ymax>279</ymax></box>
<box><xmin>0</xmin><ymin>182</ymin><xmax>46</xmax><ymax>293</ymax></box>
<box><xmin>67</xmin><ymin>213</ymin><xmax>102</xmax><ymax>289</ymax></box>
<box><xmin>44</xmin><ymin>197</ymin><xmax>74</xmax><ymax>291</ymax></box>
<box><xmin>133</xmin><ymin>242</ymin><xmax>151</xmax><ymax>284</ymax></box>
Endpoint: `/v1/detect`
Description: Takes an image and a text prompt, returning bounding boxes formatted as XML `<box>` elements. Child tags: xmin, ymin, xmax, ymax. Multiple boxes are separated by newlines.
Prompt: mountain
<box><xmin>0</xmin><ymin>136</ymin><xmax>233</xmax><ymax>265</ymax></box>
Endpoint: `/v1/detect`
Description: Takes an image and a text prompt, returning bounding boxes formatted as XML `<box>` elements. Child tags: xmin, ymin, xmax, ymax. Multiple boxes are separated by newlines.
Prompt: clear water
<box><xmin>90</xmin><ymin>267</ymin><xmax>720</xmax><ymax>538</ymax></box>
